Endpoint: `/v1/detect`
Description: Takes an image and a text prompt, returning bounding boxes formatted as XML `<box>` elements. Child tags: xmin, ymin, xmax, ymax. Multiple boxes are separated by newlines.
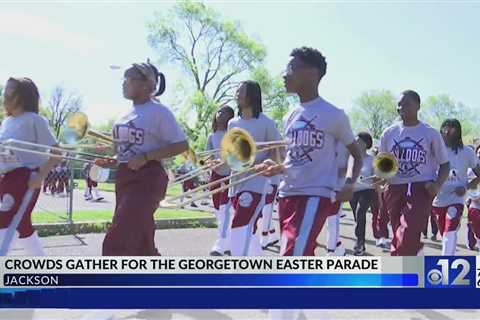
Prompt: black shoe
<box><xmin>430</xmin><ymin>234</ymin><xmax>437</xmax><ymax>241</ymax></box>
<box><xmin>223</xmin><ymin>250</ymin><xmax>231</xmax><ymax>256</ymax></box>
<box><xmin>210</xmin><ymin>250</ymin><xmax>222</xmax><ymax>256</ymax></box>
<box><xmin>190</xmin><ymin>202</ymin><xmax>198</xmax><ymax>208</ymax></box>
<box><xmin>354</xmin><ymin>245</ymin><xmax>365</xmax><ymax>256</ymax></box>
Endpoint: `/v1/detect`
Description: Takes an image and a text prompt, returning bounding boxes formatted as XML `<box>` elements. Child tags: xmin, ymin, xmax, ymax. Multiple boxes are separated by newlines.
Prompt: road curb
<box><xmin>35</xmin><ymin>217</ymin><xmax>217</xmax><ymax>237</ymax></box>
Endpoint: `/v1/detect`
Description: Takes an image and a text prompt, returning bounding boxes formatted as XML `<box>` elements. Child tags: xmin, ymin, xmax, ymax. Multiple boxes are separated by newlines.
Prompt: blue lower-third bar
<box><xmin>3</xmin><ymin>273</ymin><xmax>418</xmax><ymax>287</ymax></box>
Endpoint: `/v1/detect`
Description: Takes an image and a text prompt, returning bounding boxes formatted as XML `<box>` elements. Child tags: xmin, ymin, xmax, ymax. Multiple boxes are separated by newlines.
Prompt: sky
<box><xmin>1</xmin><ymin>1</ymin><xmax>479</xmax><ymax>125</ymax></box>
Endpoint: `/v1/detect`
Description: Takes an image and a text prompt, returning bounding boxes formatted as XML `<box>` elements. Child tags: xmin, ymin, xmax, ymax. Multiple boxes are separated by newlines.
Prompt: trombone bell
<box><xmin>373</xmin><ymin>152</ymin><xmax>399</xmax><ymax>179</ymax></box>
<box><xmin>64</xmin><ymin>112</ymin><xmax>114</xmax><ymax>145</ymax></box>
<box><xmin>220</xmin><ymin>128</ymin><xmax>256</xmax><ymax>171</ymax></box>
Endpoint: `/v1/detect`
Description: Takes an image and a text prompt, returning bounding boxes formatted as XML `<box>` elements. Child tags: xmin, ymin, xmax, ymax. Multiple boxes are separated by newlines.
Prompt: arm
<box><xmin>266</xmin><ymin>118</ymin><xmax>285</xmax><ymax>164</ymax></box>
<box><xmin>344</xmin><ymin>141</ymin><xmax>363</xmax><ymax>185</ymax></box>
<box><xmin>435</xmin><ymin>162</ymin><xmax>450</xmax><ymax>186</ymax></box>
<box><xmin>425</xmin><ymin>129</ymin><xmax>450</xmax><ymax>197</ymax></box>
<box><xmin>467</xmin><ymin>165</ymin><xmax>480</xmax><ymax>190</ymax></box>
<box><xmin>335</xmin><ymin>141</ymin><xmax>363</xmax><ymax>202</ymax></box>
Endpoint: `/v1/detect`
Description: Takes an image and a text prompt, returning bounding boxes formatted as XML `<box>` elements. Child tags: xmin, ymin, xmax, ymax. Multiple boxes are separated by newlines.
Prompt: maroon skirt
<box><xmin>102</xmin><ymin>161</ymin><xmax>168</xmax><ymax>256</ymax></box>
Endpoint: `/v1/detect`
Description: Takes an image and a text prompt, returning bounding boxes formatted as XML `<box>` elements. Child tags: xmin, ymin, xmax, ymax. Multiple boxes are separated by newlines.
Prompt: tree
<box><xmin>420</xmin><ymin>94</ymin><xmax>480</xmax><ymax>143</ymax></box>
<box><xmin>250</xmin><ymin>67</ymin><xmax>295</xmax><ymax>132</ymax></box>
<box><xmin>0</xmin><ymin>84</ymin><xmax>4</xmax><ymax>122</ymax></box>
<box><xmin>147</xmin><ymin>0</ymin><xmax>266</xmax><ymax>149</ymax></box>
<box><xmin>350</xmin><ymin>90</ymin><xmax>398</xmax><ymax>139</ymax></box>
<box><xmin>45</xmin><ymin>85</ymin><xmax>82</xmax><ymax>139</ymax></box>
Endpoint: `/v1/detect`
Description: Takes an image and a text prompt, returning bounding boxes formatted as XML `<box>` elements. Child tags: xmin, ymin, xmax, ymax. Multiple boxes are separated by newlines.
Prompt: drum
<box><xmin>89</xmin><ymin>165</ymin><xmax>110</xmax><ymax>183</ymax></box>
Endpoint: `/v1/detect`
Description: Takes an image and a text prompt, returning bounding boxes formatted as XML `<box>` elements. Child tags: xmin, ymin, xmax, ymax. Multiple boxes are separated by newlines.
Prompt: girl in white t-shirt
<box><xmin>206</xmin><ymin>106</ymin><xmax>235</xmax><ymax>255</ymax></box>
<box><xmin>432</xmin><ymin>119</ymin><xmax>480</xmax><ymax>255</ymax></box>
<box><xmin>97</xmin><ymin>62</ymin><xmax>188</xmax><ymax>256</ymax></box>
<box><xmin>0</xmin><ymin>77</ymin><xmax>61</xmax><ymax>256</ymax></box>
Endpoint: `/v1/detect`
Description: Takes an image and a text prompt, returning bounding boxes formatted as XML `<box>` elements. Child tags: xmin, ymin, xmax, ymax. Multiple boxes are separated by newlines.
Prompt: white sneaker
<box><xmin>376</xmin><ymin>237</ymin><xmax>389</xmax><ymax>248</ymax></box>
<box><xmin>334</xmin><ymin>246</ymin><xmax>346</xmax><ymax>256</ymax></box>
<box><xmin>269</xmin><ymin>233</ymin><xmax>279</xmax><ymax>246</ymax></box>
<box><xmin>261</xmin><ymin>235</ymin><xmax>270</xmax><ymax>249</ymax></box>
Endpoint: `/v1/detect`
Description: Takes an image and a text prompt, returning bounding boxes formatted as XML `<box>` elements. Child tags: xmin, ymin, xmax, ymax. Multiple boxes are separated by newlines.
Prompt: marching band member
<box><xmin>0</xmin><ymin>77</ymin><xmax>61</xmax><ymax>255</ymax></box>
<box><xmin>258</xmin><ymin>47</ymin><xmax>362</xmax><ymax>320</ymax></box>
<box><xmin>228</xmin><ymin>80</ymin><xmax>282</xmax><ymax>256</ymax></box>
<box><xmin>83</xmin><ymin>162</ymin><xmax>104</xmax><ymax>202</ymax></box>
<box><xmin>258</xmin><ymin>47</ymin><xmax>362</xmax><ymax>256</ymax></box>
<box><xmin>325</xmin><ymin>143</ymin><xmax>348</xmax><ymax>256</ymax></box>
<box><xmin>206</xmin><ymin>105</ymin><xmax>235</xmax><ymax>255</ymax></box>
<box><xmin>466</xmin><ymin>144</ymin><xmax>480</xmax><ymax>250</ymax></box>
<box><xmin>349</xmin><ymin>131</ymin><xmax>376</xmax><ymax>256</ymax></box>
<box><xmin>432</xmin><ymin>119</ymin><xmax>480</xmax><ymax>255</ymax></box>
<box><xmin>260</xmin><ymin>174</ymin><xmax>280</xmax><ymax>249</ymax></box>
<box><xmin>380</xmin><ymin>90</ymin><xmax>449</xmax><ymax>256</ymax></box>
<box><xmin>467</xmin><ymin>168</ymin><xmax>480</xmax><ymax>255</ymax></box>
<box><xmin>99</xmin><ymin>62</ymin><xmax>188</xmax><ymax>256</ymax></box>
<box><xmin>178</xmin><ymin>153</ymin><xmax>198</xmax><ymax>208</ymax></box>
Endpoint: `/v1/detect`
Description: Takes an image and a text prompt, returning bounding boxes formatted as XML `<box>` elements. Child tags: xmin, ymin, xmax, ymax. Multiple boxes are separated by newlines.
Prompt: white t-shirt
<box><xmin>279</xmin><ymin>96</ymin><xmax>355</xmax><ymax>198</ymax></box>
<box><xmin>433</xmin><ymin>147</ymin><xmax>479</xmax><ymax>207</ymax></box>
<box><xmin>0</xmin><ymin>112</ymin><xmax>57</xmax><ymax>171</ymax></box>
<box><xmin>227</xmin><ymin>113</ymin><xmax>282</xmax><ymax>195</ymax></box>
<box><xmin>113</xmin><ymin>100</ymin><xmax>186</xmax><ymax>162</ymax></box>
<box><xmin>269</xmin><ymin>174</ymin><xmax>281</xmax><ymax>186</ymax></box>
<box><xmin>379</xmin><ymin>121</ymin><xmax>449</xmax><ymax>185</ymax></box>
<box><xmin>467</xmin><ymin>168</ymin><xmax>480</xmax><ymax>210</ymax></box>
<box><xmin>206</xmin><ymin>131</ymin><xmax>230</xmax><ymax>177</ymax></box>
<box><xmin>355</xmin><ymin>154</ymin><xmax>374</xmax><ymax>192</ymax></box>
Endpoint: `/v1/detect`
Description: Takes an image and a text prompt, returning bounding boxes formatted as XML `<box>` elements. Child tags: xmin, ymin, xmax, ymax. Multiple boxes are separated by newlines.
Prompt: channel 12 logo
<box><xmin>424</xmin><ymin>257</ymin><xmax>475</xmax><ymax>288</ymax></box>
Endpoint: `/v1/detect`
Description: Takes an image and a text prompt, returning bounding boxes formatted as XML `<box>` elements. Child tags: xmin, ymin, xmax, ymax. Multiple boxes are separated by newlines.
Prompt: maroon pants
<box><xmin>374</xmin><ymin>191</ymin><xmax>390</xmax><ymax>239</ymax></box>
<box><xmin>383</xmin><ymin>182</ymin><xmax>434</xmax><ymax>256</ymax></box>
<box><xmin>209</xmin><ymin>171</ymin><xmax>229</xmax><ymax>210</ymax></box>
<box><xmin>87</xmin><ymin>177</ymin><xmax>98</xmax><ymax>188</ymax></box>
<box><xmin>278</xmin><ymin>196</ymin><xmax>340</xmax><ymax>256</ymax></box>
<box><xmin>432</xmin><ymin>204</ymin><xmax>463</xmax><ymax>236</ymax></box>
<box><xmin>232</xmin><ymin>191</ymin><xmax>263</xmax><ymax>232</ymax></box>
<box><xmin>468</xmin><ymin>208</ymin><xmax>480</xmax><ymax>240</ymax></box>
<box><xmin>102</xmin><ymin>161</ymin><xmax>168</xmax><ymax>256</ymax></box>
<box><xmin>0</xmin><ymin>167</ymin><xmax>40</xmax><ymax>238</ymax></box>
<box><xmin>265</xmin><ymin>184</ymin><xmax>278</xmax><ymax>205</ymax></box>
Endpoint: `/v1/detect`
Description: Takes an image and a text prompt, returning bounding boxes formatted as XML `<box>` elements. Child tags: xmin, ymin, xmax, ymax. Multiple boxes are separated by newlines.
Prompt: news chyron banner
<box><xmin>0</xmin><ymin>256</ymin><xmax>479</xmax><ymax>309</ymax></box>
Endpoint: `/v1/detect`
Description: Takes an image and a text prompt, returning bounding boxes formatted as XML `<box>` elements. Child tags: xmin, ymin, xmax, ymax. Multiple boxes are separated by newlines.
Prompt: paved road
<box><xmin>34</xmin><ymin>189</ymin><xmax>213</xmax><ymax>215</ymax></box>
<box><xmin>1</xmin><ymin>308</ymin><xmax>479</xmax><ymax>320</ymax></box>
<box><xmin>6</xmin><ymin>203</ymin><xmax>480</xmax><ymax>320</ymax></box>
<box><xmin>11</xmin><ymin>212</ymin><xmax>476</xmax><ymax>256</ymax></box>
<box><xmin>34</xmin><ymin>189</ymin><xmax>115</xmax><ymax>213</ymax></box>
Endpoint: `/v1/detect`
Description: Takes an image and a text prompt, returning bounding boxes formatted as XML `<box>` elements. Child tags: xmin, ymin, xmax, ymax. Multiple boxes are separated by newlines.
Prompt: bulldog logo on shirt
<box><xmin>391</xmin><ymin>137</ymin><xmax>427</xmax><ymax>178</ymax></box>
<box><xmin>285</xmin><ymin>115</ymin><xmax>324</xmax><ymax>166</ymax></box>
<box><xmin>113</xmin><ymin>121</ymin><xmax>145</xmax><ymax>159</ymax></box>
<box><xmin>0</xmin><ymin>193</ymin><xmax>15</xmax><ymax>212</ymax></box>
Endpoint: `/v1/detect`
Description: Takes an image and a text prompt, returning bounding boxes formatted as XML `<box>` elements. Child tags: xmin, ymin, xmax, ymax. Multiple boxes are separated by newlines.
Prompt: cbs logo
<box><xmin>427</xmin><ymin>258</ymin><xmax>470</xmax><ymax>286</ymax></box>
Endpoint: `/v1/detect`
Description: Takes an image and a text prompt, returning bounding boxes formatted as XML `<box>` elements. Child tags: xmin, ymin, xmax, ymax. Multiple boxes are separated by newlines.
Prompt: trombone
<box><xmin>169</xmin><ymin>129</ymin><xmax>287</xmax><ymax>186</ymax></box>
<box><xmin>0</xmin><ymin>112</ymin><xmax>116</xmax><ymax>181</ymax></box>
<box><xmin>164</xmin><ymin>128</ymin><xmax>285</xmax><ymax>208</ymax></box>
<box><xmin>63</xmin><ymin>112</ymin><xmax>114</xmax><ymax>145</ymax></box>
<box><xmin>356</xmin><ymin>152</ymin><xmax>399</xmax><ymax>189</ymax></box>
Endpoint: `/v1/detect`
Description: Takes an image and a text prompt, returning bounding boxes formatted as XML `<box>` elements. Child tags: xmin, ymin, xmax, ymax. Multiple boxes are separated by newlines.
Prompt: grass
<box><xmin>32</xmin><ymin>208</ymin><xmax>212</xmax><ymax>224</ymax></box>
<box><xmin>74</xmin><ymin>180</ymin><xmax>182</xmax><ymax>196</ymax></box>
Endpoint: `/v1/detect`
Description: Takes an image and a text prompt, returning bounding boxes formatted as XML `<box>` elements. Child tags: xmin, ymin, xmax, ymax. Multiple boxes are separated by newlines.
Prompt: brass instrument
<box><xmin>164</xmin><ymin>128</ymin><xmax>281</xmax><ymax>208</ymax></box>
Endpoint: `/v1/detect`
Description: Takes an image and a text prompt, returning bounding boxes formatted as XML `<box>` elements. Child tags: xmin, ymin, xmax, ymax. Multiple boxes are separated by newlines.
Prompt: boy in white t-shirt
<box><xmin>380</xmin><ymin>90</ymin><xmax>450</xmax><ymax>256</ymax></box>
<box><xmin>432</xmin><ymin>119</ymin><xmax>480</xmax><ymax>255</ymax></box>
<box><xmin>258</xmin><ymin>46</ymin><xmax>363</xmax><ymax>320</ymax></box>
